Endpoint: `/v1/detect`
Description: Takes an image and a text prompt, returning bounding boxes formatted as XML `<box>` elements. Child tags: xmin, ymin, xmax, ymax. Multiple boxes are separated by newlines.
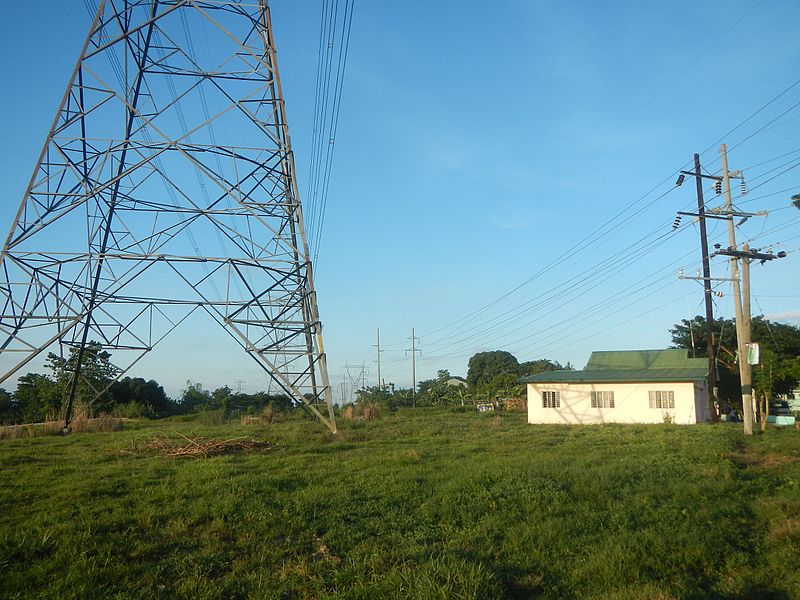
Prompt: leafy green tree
<box><xmin>417</xmin><ymin>369</ymin><xmax>449</xmax><ymax>397</ymax></box>
<box><xmin>467</xmin><ymin>351</ymin><xmax>519</xmax><ymax>389</ymax></box>
<box><xmin>180</xmin><ymin>381</ymin><xmax>211</xmax><ymax>412</ymax></box>
<box><xmin>176</xmin><ymin>384</ymin><xmax>295</xmax><ymax>416</ymax></box>
<box><xmin>670</xmin><ymin>316</ymin><xmax>739</xmax><ymax>404</ymax></box>
<box><xmin>475</xmin><ymin>372</ymin><xmax>520</xmax><ymax>400</ymax></box>
<box><xmin>355</xmin><ymin>383</ymin><xmax>415</xmax><ymax>410</ymax></box>
<box><xmin>447</xmin><ymin>384</ymin><xmax>471</xmax><ymax>407</ymax></box>
<box><xmin>229</xmin><ymin>391</ymin><xmax>293</xmax><ymax>414</ymax></box>
<box><xmin>753</xmin><ymin>347</ymin><xmax>800</xmax><ymax>403</ymax></box>
<box><xmin>0</xmin><ymin>388</ymin><xmax>19</xmax><ymax>424</ymax></box>
<box><xmin>110</xmin><ymin>377</ymin><xmax>174</xmax><ymax>417</ymax></box>
<box><xmin>519</xmin><ymin>359</ymin><xmax>565</xmax><ymax>377</ymax></box>
<box><xmin>671</xmin><ymin>315</ymin><xmax>800</xmax><ymax>407</ymax></box>
<box><xmin>356</xmin><ymin>385</ymin><xmax>395</xmax><ymax>409</ymax></box>
<box><xmin>466</xmin><ymin>351</ymin><xmax>569</xmax><ymax>400</ymax></box>
<box><xmin>416</xmin><ymin>370</ymin><xmax>469</xmax><ymax>407</ymax></box>
<box><xmin>392</xmin><ymin>387</ymin><xmax>415</xmax><ymax>408</ymax></box>
<box><xmin>14</xmin><ymin>373</ymin><xmax>61</xmax><ymax>422</ymax></box>
<box><xmin>46</xmin><ymin>341</ymin><xmax>118</xmax><ymax>414</ymax></box>
<box><xmin>210</xmin><ymin>386</ymin><xmax>232</xmax><ymax>412</ymax></box>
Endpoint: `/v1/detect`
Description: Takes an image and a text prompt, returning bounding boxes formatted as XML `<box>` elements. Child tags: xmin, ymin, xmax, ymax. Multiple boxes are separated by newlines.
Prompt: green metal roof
<box><xmin>585</xmin><ymin>349</ymin><xmax>706</xmax><ymax>371</ymax></box>
<box><xmin>519</xmin><ymin>368</ymin><xmax>707</xmax><ymax>384</ymax></box>
<box><xmin>519</xmin><ymin>349</ymin><xmax>708</xmax><ymax>384</ymax></box>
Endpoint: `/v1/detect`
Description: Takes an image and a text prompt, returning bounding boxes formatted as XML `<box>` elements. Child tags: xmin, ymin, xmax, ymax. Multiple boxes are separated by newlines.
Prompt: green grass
<box><xmin>2</xmin><ymin>409</ymin><xmax>799</xmax><ymax>599</ymax></box>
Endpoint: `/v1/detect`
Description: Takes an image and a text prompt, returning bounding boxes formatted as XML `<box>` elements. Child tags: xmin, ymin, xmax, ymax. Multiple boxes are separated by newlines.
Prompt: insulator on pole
<box><xmin>675</xmin><ymin>174</ymin><xmax>685</xmax><ymax>187</ymax></box>
<box><xmin>714</xmin><ymin>180</ymin><xmax>722</xmax><ymax>195</ymax></box>
<box><xmin>740</xmin><ymin>180</ymin><xmax>747</xmax><ymax>196</ymax></box>
<box><xmin>672</xmin><ymin>215</ymin><xmax>682</xmax><ymax>230</ymax></box>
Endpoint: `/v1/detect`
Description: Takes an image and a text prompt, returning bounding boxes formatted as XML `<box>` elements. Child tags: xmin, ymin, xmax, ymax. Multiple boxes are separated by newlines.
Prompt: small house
<box><xmin>520</xmin><ymin>349</ymin><xmax>709</xmax><ymax>425</ymax></box>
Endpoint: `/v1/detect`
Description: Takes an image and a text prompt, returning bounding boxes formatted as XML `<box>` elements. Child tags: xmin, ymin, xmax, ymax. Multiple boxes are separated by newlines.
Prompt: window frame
<box><xmin>542</xmin><ymin>390</ymin><xmax>560</xmax><ymax>408</ymax></box>
<box><xmin>649</xmin><ymin>390</ymin><xmax>675</xmax><ymax>409</ymax></box>
<box><xmin>590</xmin><ymin>390</ymin><xmax>615</xmax><ymax>408</ymax></box>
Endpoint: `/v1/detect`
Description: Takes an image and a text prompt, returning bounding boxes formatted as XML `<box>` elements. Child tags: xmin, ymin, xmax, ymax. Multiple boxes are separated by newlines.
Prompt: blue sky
<box><xmin>1</xmin><ymin>1</ymin><xmax>799</xmax><ymax>401</ymax></box>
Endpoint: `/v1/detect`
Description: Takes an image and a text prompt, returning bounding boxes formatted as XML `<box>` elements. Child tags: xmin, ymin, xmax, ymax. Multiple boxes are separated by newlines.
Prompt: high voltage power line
<box><xmin>510</xmin><ymin>0</ymin><xmax>766</xmax><ymax>230</ymax></box>
<box><xmin>305</xmin><ymin>0</ymin><xmax>355</xmax><ymax>266</ymax></box>
<box><xmin>365</xmin><ymin>81</ymin><xmax>799</xmax><ymax>375</ymax></box>
<box><xmin>417</xmin><ymin>131</ymin><xmax>798</xmax><ymax>348</ymax></box>
<box><xmin>418</xmin><ymin>81</ymin><xmax>799</xmax><ymax>338</ymax></box>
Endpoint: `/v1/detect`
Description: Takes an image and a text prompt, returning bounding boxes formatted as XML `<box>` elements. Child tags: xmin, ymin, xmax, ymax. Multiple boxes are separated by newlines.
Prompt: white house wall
<box><xmin>527</xmin><ymin>381</ymin><xmax>708</xmax><ymax>425</ymax></box>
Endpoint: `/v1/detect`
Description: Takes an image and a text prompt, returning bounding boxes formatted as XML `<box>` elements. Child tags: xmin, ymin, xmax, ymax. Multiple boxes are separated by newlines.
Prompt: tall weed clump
<box><xmin>70</xmin><ymin>407</ymin><xmax>123</xmax><ymax>433</ymax></box>
<box><xmin>240</xmin><ymin>404</ymin><xmax>287</xmax><ymax>425</ymax></box>
<box><xmin>362</xmin><ymin>401</ymin><xmax>380</xmax><ymax>421</ymax></box>
<box><xmin>0</xmin><ymin>406</ymin><xmax>122</xmax><ymax>439</ymax></box>
<box><xmin>198</xmin><ymin>409</ymin><xmax>227</xmax><ymax>425</ymax></box>
<box><xmin>0</xmin><ymin>421</ymin><xmax>61</xmax><ymax>439</ymax></box>
<box><xmin>340</xmin><ymin>401</ymin><xmax>381</xmax><ymax>421</ymax></box>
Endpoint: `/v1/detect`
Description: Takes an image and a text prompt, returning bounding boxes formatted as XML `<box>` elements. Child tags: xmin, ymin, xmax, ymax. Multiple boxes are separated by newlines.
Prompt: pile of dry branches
<box><xmin>123</xmin><ymin>432</ymin><xmax>273</xmax><ymax>458</ymax></box>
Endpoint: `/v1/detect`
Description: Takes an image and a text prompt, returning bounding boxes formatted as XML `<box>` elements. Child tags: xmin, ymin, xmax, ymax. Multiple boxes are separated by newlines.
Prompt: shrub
<box><xmin>340</xmin><ymin>402</ymin><xmax>380</xmax><ymax>421</ymax></box>
<box><xmin>0</xmin><ymin>421</ymin><xmax>61</xmax><ymax>439</ymax></box>
<box><xmin>362</xmin><ymin>401</ymin><xmax>380</xmax><ymax>422</ymax></box>
<box><xmin>0</xmin><ymin>407</ymin><xmax>123</xmax><ymax>439</ymax></box>
<box><xmin>504</xmin><ymin>397</ymin><xmax>527</xmax><ymax>411</ymax></box>
<box><xmin>112</xmin><ymin>402</ymin><xmax>148</xmax><ymax>419</ymax></box>
<box><xmin>198</xmin><ymin>409</ymin><xmax>227</xmax><ymax>425</ymax></box>
<box><xmin>71</xmin><ymin>411</ymin><xmax>123</xmax><ymax>433</ymax></box>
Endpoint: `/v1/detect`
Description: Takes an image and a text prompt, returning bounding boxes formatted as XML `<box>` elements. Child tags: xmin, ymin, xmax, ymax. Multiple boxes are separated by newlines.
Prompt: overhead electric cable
<box><xmin>312</xmin><ymin>0</ymin><xmax>355</xmax><ymax>264</ymax></box>
<box><xmin>422</xmin><ymin>83</ymin><xmax>800</xmax><ymax>345</ymax></box>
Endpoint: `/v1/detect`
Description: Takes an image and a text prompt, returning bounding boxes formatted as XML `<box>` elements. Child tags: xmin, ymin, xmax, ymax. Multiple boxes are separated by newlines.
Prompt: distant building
<box><xmin>520</xmin><ymin>349</ymin><xmax>709</xmax><ymax>425</ymax></box>
<box><xmin>445</xmin><ymin>377</ymin><xmax>468</xmax><ymax>389</ymax></box>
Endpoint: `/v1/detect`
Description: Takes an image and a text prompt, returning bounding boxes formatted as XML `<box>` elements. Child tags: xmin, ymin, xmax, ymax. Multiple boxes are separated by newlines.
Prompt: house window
<box><xmin>590</xmin><ymin>390</ymin><xmax>615</xmax><ymax>408</ymax></box>
<box><xmin>649</xmin><ymin>390</ymin><xmax>675</xmax><ymax>409</ymax></box>
<box><xmin>542</xmin><ymin>390</ymin><xmax>560</xmax><ymax>408</ymax></box>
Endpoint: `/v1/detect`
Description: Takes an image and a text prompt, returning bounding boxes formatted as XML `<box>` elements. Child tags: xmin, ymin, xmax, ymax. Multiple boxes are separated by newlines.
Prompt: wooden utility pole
<box><xmin>677</xmin><ymin>145</ymin><xmax>786</xmax><ymax>432</ymax></box>
<box><xmin>742</xmin><ymin>243</ymin><xmax>753</xmax><ymax>401</ymax></box>
<box><xmin>407</xmin><ymin>328</ymin><xmax>420</xmax><ymax>408</ymax></box>
<box><xmin>676</xmin><ymin>154</ymin><xmax>727</xmax><ymax>420</ymax></box>
<box><xmin>411</xmin><ymin>329</ymin><xmax>417</xmax><ymax>407</ymax></box>
<box><xmin>714</xmin><ymin>242</ymin><xmax>786</xmax><ymax>430</ymax></box>
<box><xmin>693</xmin><ymin>154</ymin><xmax>719</xmax><ymax>421</ymax></box>
<box><xmin>721</xmin><ymin>143</ymin><xmax>753</xmax><ymax>435</ymax></box>
<box><xmin>375</xmin><ymin>327</ymin><xmax>382</xmax><ymax>389</ymax></box>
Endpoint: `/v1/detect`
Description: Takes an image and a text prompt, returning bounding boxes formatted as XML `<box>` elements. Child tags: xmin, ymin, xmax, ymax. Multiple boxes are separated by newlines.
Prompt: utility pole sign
<box><xmin>746</xmin><ymin>342</ymin><xmax>760</xmax><ymax>365</ymax></box>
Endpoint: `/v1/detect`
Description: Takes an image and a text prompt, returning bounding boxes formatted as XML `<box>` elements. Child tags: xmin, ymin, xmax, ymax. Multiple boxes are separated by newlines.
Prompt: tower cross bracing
<box><xmin>0</xmin><ymin>0</ymin><xmax>336</xmax><ymax>432</ymax></box>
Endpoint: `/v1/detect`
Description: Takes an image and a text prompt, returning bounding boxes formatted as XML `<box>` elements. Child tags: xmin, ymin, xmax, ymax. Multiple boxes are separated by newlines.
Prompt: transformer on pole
<box><xmin>0</xmin><ymin>0</ymin><xmax>336</xmax><ymax>433</ymax></box>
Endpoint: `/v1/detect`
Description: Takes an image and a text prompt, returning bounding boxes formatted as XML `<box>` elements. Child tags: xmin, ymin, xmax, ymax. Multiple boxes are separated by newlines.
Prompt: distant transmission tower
<box><xmin>0</xmin><ymin>0</ymin><xmax>336</xmax><ymax>433</ymax></box>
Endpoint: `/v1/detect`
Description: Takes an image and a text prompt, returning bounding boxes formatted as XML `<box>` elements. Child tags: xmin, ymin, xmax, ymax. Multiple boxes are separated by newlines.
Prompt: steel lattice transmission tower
<box><xmin>0</xmin><ymin>0</ymin><xmax>336</xmax><ymax>433</ymax></box>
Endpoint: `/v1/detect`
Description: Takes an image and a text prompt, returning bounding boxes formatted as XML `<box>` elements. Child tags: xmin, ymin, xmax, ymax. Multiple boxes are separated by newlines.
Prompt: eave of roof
<box><xmin>519</xmin><ymin>368</ymin><xmax>708</xmax><ymax>384</ymax></box>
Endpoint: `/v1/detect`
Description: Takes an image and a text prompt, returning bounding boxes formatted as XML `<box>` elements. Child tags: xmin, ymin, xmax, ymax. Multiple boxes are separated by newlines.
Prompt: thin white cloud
<box><xmin>767</xmin><ymin>310</ymin><xmax>800</xmax><ymax>322</ymax></box>
<box><xmin>488</xmin><ymin>214</ymin><xmax>528</xmax><ymax>230</ymax></box>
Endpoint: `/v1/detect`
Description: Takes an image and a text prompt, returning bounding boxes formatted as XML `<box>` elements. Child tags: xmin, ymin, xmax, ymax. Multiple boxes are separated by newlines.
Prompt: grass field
<box><xmin>1</xmin><ymin>408</ymin><xmax>799</xmax><ymax>599</ymax></box>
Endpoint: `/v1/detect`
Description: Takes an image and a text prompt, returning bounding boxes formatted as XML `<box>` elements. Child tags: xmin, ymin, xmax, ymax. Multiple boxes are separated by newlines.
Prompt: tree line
<box><xmin>356</xmin><ymin>314</ymin><xmax>800</xmax><ymax>414</ymax></box>
<box><xmin>670</xmin><ymin>315</ymin><xmax>800</xmax><ymax>410</ymax></box>
<box><xmin>0</xmin><ymin>342</ymin><xmax>297</xmax><ymax>424</ymax></box>
<box><xmin>355</xmin><ymin>351</ymin><xmax>570</xmax><ymax>410</ymax></box>
<box><xmin>2</xmin><ymin>315</ymin><xmax>797</xmax><ymax>424</ymax></box>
